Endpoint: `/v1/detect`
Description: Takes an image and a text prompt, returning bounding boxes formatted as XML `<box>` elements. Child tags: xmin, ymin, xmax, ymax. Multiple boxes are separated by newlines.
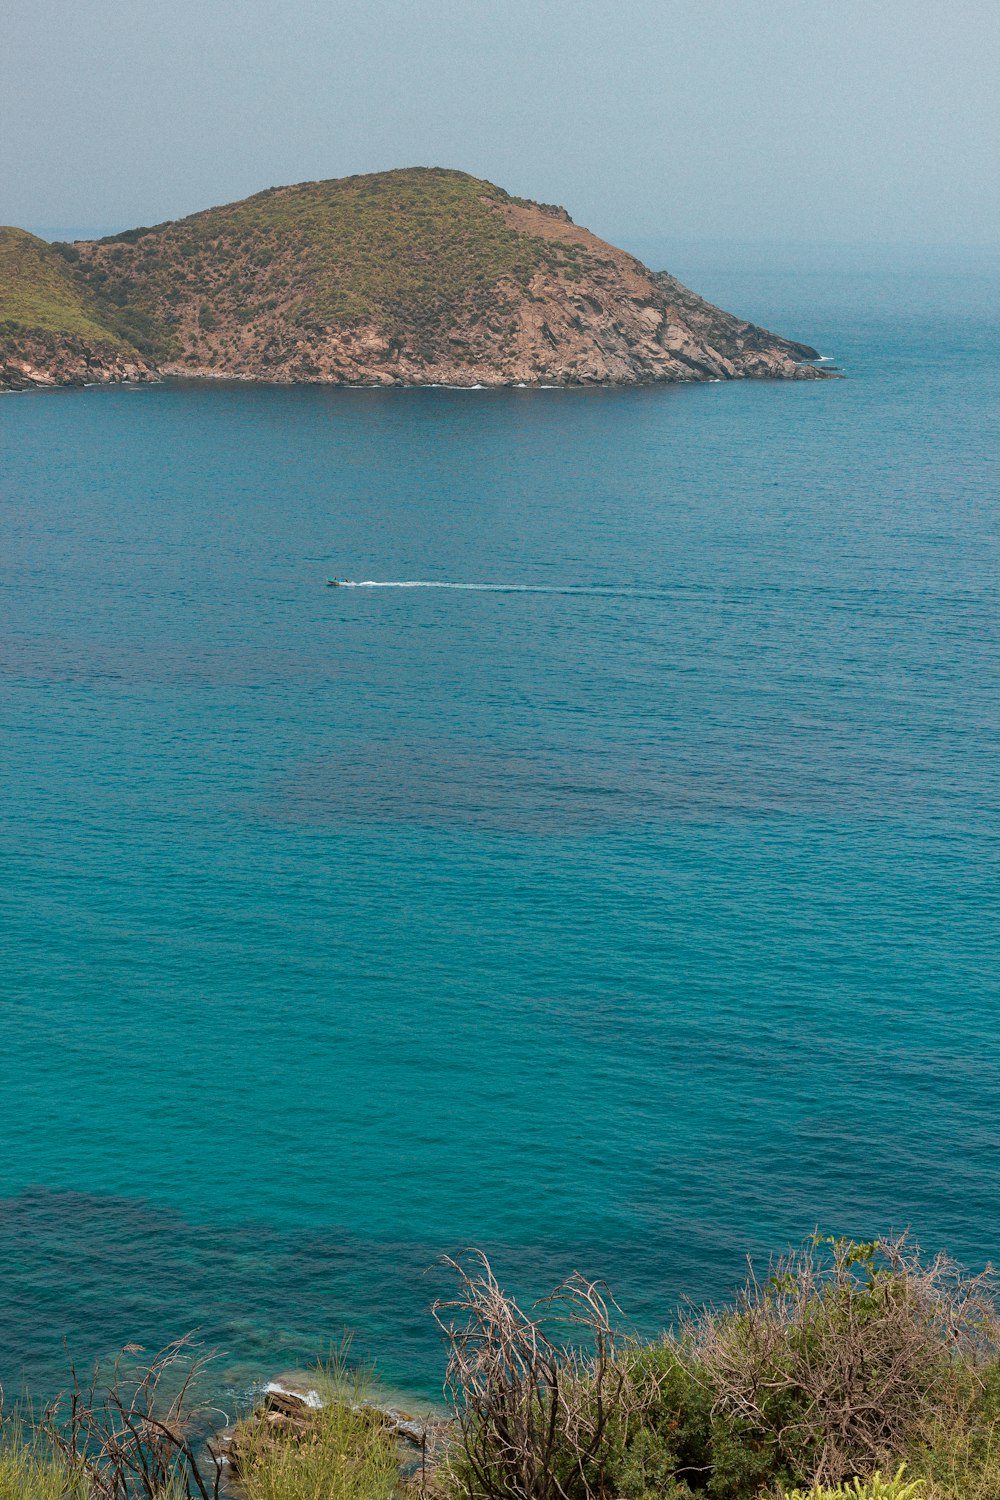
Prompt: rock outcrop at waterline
<box><xmin>1</xmin><ymin>169</ymin><xmax>834</xmax><ymax>391</ymax></box>
<box><xmin>0</xmin><ymin>327</ymin><xmax>156</xmax><ymax>390</ymax></box>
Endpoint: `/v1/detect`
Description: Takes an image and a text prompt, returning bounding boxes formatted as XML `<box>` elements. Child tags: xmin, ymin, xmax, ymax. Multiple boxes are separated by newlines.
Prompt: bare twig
<box><xmin>432</xmin><ymin>1250</ymin><xmax>640</xmax><ymax>1500</ymax></box>
<box><xmin>43</xmin><ymin>1334</ymin><xmax>223</xmax><ymax>1500</ymax></box>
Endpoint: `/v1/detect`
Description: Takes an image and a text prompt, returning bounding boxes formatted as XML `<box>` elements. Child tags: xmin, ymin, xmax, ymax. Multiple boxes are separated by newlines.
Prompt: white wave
<box><xmin>265</xmin><ymin>1379</ymin><xmax>324</xmax><ymax>1408</ymax></box>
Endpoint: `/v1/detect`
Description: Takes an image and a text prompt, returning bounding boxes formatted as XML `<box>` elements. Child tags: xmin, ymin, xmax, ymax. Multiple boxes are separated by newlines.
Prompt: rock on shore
<box><xmin>0</xmin><ymin>328</ymin><xmax>156</xmax><ymax>390</ymax></box>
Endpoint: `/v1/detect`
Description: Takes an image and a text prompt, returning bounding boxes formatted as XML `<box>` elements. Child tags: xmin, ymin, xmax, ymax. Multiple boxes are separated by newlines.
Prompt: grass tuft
<box><xmin>782</xmin><ymin>1467</ymin><xmax>926</xmax><ymax>1500</ymax></box>
<box><xmin>233</xmin><ymin>1357</ymin><xmax>398</xmax><ymax>1500</ymax></box>
<box><xmin>0</xmin><ymin>1417</ymin><xmax>86</xmax><ymax>1500</ymax></box>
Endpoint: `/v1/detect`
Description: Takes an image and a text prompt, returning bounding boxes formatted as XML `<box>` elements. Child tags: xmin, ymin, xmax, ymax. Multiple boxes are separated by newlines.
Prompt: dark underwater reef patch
<box><xmin>0</xmin><ymin>1189</ymin><xmax>655</xmax><ymax>1402</ymax></box>
<box><xmin>255</xmin><ymin>735</ymin><xmax>848</xmax><ymax>834</ymax></box>
<box><xmin>0</xmin><ymin>1188</ymin><xmax>785</xmax><ymax>1404</ymax></box>
<box><xmin>0</xmin><ymin>1188</ymin><xmax>443</xmax><ymax>1400</ymax></box>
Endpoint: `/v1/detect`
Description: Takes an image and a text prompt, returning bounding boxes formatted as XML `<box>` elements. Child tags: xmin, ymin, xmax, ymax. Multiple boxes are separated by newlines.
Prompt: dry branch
<box><xmin>44</xmin><ymin>1334</ymin><xmax>223</xmax><ymax>1500</ymax></box>
<box><xmin>432</xmin><ymin>1250</ymin><xmax>640</xmax><ymax>1500</ymax></box>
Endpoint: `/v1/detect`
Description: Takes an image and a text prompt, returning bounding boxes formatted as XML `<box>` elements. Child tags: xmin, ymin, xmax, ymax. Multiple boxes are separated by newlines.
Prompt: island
<box><xmin>0</xmin><ymin>168</ymin><xmax>833</xmax><ymax>392</ymax></box>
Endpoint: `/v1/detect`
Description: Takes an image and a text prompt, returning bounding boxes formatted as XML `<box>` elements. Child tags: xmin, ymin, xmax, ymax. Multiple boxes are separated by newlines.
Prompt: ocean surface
<box><xmin>1</xmin><ymin>251</ymin><xmax>998</xmax><ymax>1411</ymax></box>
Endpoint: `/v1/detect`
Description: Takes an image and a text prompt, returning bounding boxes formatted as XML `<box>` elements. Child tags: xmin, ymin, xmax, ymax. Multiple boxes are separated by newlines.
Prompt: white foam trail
<box><xmin>333</xmin><ymin>580</ymin><xmax>633</xmax><ymax>595</ymax></box>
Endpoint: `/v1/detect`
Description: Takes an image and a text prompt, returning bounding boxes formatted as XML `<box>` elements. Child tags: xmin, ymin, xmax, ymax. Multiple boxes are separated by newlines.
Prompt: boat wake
<box><xmin>328</xmin><ymin>580</ymin><xmax>635</xmax><ymax>595</ymax></box>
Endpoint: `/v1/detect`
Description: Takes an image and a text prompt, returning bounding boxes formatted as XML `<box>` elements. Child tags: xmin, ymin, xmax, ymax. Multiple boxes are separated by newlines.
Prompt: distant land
<box><xmin>0</xmin><ymin>168</ymin><xmax>834</xmax><ymax>392</ymax></box>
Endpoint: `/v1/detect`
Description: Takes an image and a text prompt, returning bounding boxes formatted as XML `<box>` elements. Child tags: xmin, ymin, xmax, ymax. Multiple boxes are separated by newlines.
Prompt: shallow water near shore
<box><xmin>1</xmin><ymin>254</ymin><xmax>998</xmax><ymax>1405</ymax></box>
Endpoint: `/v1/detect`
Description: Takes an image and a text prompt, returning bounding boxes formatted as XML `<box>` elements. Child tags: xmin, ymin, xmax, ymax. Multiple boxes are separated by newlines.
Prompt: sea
<box><xmin>1</xmin><ymin>244</ymin><xmax>998</xmax><ymax>1412</ymax></box>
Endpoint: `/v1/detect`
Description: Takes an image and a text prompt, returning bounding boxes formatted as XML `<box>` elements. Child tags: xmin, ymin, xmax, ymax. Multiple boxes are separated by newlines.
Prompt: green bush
<box><xmin>606</xmin><ymin>1340</ymin><xmax>795</xmax><ymax>1500</ymax></box>
<box><xmin>668</xmin><ymin>1236</ymin><xmax>997</xmax><ymax>1491</ymax></box>
<box><xmin>783</xmin><ymin>1466</ymin><xmax>925</xmax><ymax>1500</ymax></box>
<box><xmin>436</xmin><ymin>1239</ymin><xmax>999</xmax><ymax>1500</ymax></box>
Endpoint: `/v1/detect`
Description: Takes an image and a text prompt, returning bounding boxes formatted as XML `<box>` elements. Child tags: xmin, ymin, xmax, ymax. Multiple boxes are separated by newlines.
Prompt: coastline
<box><xmin>5</xmin><ymin>1239</ymin><xmax>996</xmax><ymax>1500</ymax></box>
<box><xmin>0</xmin><ymin>362</ymin><xmax>837</xmax><ymax>394</ymax></box>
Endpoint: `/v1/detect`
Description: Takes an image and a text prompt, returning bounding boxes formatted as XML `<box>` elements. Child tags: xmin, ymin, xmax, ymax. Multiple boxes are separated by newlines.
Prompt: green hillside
<box><xmin>69</xmin><ymin>168</ymin><xmax>586</xmax><ymax>355</ymax></box>
<box><xmin>150</xmin><ymin>167</ymin><xmax>568</xmax><ymax>319</ymax></box>
<box><xmin>0</xmin><ymin>227</ymin><xmax>126</xmax><ymax>343</ymax></box>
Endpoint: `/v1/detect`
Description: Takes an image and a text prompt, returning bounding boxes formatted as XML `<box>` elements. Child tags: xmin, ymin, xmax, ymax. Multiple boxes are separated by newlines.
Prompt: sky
<box><xmin>3</xmin><ymin>0</ymin><xmax>999</xmax><ymax>248</ymax></box>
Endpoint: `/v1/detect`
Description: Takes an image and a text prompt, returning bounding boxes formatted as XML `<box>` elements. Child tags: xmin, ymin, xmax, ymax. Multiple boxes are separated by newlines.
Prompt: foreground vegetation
<box><xmin>1</xmin><ymin>1236</ymin><xmax>996</xmax><ymax>1500</ymax></box>
<box><xmin>229</xmin><ymin>1363</ymin><xmax>398</xmax><ymax>1500</ymax></box>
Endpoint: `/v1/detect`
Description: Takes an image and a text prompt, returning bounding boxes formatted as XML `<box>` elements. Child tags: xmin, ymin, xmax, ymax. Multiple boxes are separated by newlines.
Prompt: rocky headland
<box><xmin>1</xmin><ymin>169</ymin><xmax>834</xmax><ymax>392</ymax></box>
<box><xmin>0</xmin><ymin>227</ymin><xmax>157</xmax><ymax>390</ymax></box>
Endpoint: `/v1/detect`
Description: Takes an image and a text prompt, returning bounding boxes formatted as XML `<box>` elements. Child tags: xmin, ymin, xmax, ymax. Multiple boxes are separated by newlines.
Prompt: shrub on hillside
<box><xmin>432</xmin><ymin>1251</ymin><xmax>641</xmax><ymax>1500</ymax></box>
<box><xmin>680</xmin><ymin>1235</ymin><xmax>998</xmax><ymax>1488</ymax></box>
<box><xmin>434</xmin><ymin>1237</ymin><xmax>999</xmax><ymax>1500</ymax></box>
<box><xmin>605</xmin><ymin>1236</ymin><xmax>999</xmax><ymax>1500</ymax></box>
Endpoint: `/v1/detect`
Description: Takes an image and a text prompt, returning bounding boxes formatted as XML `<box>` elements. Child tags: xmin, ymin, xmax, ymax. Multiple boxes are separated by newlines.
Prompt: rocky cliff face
<box><xmin>1</xmin><ymin>170</ymin><xmax>834</xmax><ymax>391</ymax></box>
<box><xmin>0</xmin><ymin>329</ymin><xmax>156</xmax><ymax>390</ymax></box>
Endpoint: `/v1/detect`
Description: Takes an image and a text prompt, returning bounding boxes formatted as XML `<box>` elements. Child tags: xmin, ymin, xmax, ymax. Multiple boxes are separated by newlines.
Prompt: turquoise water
<box><xmin>1</xmin><ymin>261</ymin><xmax>998</xmax><ymax>1403</ymax></box>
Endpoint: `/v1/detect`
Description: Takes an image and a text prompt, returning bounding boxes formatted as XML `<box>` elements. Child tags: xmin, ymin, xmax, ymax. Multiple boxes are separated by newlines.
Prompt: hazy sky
<box><xmin>3</xmin><ymin>0</ymin><xmax>998</xmax><ymax>246</ymax></box>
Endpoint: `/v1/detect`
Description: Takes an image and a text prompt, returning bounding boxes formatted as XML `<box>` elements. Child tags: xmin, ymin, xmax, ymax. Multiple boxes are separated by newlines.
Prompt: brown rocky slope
<box><xmin>3</xmin><ymin>170</ymin><xmax>834</xmax><ymax>390</ymax></box>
